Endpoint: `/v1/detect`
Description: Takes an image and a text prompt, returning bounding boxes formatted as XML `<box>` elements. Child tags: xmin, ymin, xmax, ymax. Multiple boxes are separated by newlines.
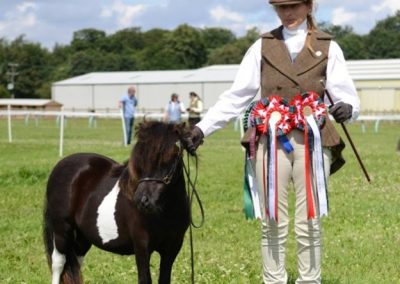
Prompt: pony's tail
<box><xmin>43</xmin><ymin>206</ymin><xmax>83</xmax><ymax>284</ymax></box>
<box><xmin>43</xmin><ymin>206</ymin><xmax>54</xmax><ymax>269</ymax></box>
<box><xmin>60</xmin><ymin>256</ymin><xmax>83</xmax><ymax>284</ymax></box>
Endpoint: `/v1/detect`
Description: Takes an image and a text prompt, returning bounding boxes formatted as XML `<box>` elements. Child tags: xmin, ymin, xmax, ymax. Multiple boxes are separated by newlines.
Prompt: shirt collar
<box><xmin>282</xmin><ymin>20</ymin><xmax>308</xmax><ymax>37</ymax></box>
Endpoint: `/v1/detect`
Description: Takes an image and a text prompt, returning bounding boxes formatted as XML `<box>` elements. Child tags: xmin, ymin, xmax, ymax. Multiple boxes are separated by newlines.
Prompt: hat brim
<box><xmin>269</xmin><ymin>0</ymin><xmax>306</xmax><ymax>5</ymax></box>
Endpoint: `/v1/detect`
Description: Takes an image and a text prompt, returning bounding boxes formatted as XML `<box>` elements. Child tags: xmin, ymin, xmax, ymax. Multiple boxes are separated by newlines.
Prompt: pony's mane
<box><xmin>110</xmin><ymin>160</ymin><xmax>128</xmax><ymax>178</ymax></box>
<box><xmin>121</xmin><ymin>121</ymin><xmax>189</xmax><ymax>200</ymax></box>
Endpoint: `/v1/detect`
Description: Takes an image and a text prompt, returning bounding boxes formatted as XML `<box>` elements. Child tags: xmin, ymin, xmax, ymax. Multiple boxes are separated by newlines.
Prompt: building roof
<box><xmin>52</xmin><ymin>58</ymin><xmax>400</xmax><ymax>86</ymax></box>
<box><xmin>0</xmin><ymin>99</ymin><xmax>62</xmax><ymax>107</ymax></box>
<box><xmin>346</xmin><ymin>59</ymin><xmax>400</xmax><ymax>80</ymax></box>
<box><xmin>53</xmin><ymin>65</ymin><xmax>238</xmax><ymax>86</ymax></box>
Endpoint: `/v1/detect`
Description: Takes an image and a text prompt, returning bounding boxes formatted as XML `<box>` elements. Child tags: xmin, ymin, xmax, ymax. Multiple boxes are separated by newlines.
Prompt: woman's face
<box><xmin>275</xmin><ymin>3</ymin><xmax>311</xmax><ymax>30</ymax></box>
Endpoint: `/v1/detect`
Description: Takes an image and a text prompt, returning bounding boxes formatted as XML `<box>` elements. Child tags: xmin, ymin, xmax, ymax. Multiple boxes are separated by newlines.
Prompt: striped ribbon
<box><xmin>304</xmin><ymin>121</ymin><xmax>316</xmax><ymax>219</ymax></box>
<box><xmin>306</xmin><ymin>115</ymin><xmax>328</xmax><ymax>217</ymax></box>
<box><xmin>266</xmin><ymin>113</ymin><xmax>280</xmax><ymax>221</ymax></box>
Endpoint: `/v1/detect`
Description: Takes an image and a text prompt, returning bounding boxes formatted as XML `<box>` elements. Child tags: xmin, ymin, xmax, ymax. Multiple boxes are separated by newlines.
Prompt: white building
<box><xmin>52</xmin><ymin>59</ymin><xmax>400</xmax><ymax>114</ymax></box>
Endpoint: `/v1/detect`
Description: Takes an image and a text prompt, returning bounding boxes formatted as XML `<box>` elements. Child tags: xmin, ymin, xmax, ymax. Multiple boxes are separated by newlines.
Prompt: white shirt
<box><xmin>197</xmin><ymin>22</ymin><xmax>360</xmax><ymax>137</ymax></box>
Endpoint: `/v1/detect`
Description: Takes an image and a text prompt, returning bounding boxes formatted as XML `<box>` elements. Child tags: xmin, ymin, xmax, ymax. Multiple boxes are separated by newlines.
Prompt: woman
<box><xmin>186</xmin><ymin>0</ymin><xmax>360</xmax><ymax>283</ymax></box>
<box><xmin>164</xmin><ymin>93</ymin><xmax>185</xmax><ymax>123</ymax></box>
<box><xmin>187</xmin><ymin>92</ymin><xmax>203</xmax><ymax>127</ymax></box>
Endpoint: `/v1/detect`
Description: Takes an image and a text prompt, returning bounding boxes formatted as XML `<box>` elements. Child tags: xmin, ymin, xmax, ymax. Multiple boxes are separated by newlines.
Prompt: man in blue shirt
<box><xmin>119</xmin><ymin>85</ymin><xmax>138</xmax><ymax>145</ymax></box>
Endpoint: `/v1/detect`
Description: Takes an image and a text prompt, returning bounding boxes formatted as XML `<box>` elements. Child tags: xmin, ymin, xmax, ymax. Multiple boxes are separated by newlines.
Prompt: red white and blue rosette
<box><xmin>291</xmin><ymin>91</ymin><xmax>328</xmax><ymax>219</ymax></box>
<box><xmin>249</xmin><ymin>96</ymin><xmax>293</xmax><ymax>221</ymax></box>
<box><xmin>291</xmin><ymin>91</ymin><xmax>326</xmax><ymax>131</ymax></box>
<box><xmin>251</xmin><ymin>96</ymin><xmax>292</xmax><ymax>136</ymax></box>
<box><xmin>243</xmin><ymin>92</ymin><xmax>330</xmax><ymax>221</ymax></box>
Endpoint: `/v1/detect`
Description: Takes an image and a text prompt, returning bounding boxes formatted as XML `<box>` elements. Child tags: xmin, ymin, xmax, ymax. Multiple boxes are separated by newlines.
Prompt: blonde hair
<box><xmin>305</xmin><ymin>0</ymin><xmax>318</xmax><ymax>54</ymax></box>
<box><xmin>306</xmin><ymin>0</ymin><xmax>317</xmax><ymax>31</ymax></box>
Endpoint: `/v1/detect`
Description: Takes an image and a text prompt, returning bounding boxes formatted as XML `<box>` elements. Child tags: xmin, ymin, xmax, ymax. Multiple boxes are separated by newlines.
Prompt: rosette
<box><xmin>290</xmin><ymin>91</ymin><xmax>326</xmax><ymax>131</ymax></box>
<box><xmin>251</xmin><ymin>96</ymin><xmax>292</xmax><ymax>136</ymax></box>
<box><xmin>291</xmin><ymin>91</ymin><xmax>328</xmax><ymax>219</ymax></box>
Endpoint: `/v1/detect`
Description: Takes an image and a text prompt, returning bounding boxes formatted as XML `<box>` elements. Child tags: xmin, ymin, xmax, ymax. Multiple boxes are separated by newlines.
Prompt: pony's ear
<box><xmin>175</xmin><ymin>123</ymin><xmax>192</xmax><ymax>152</ymax></box>
<box><xmin>135</xmin><ymin>122</ymin><xmax>144</xmax><ymax>132</ymax></box>
<box><xmin>136</xmin><ymin>122</ymin><xmax>142</xmax><ymax>129</ymax></box>
<box><xmin>173</xmin><ymin>122</ymin><xmax>186</xmax><ymax>137</ymax></box>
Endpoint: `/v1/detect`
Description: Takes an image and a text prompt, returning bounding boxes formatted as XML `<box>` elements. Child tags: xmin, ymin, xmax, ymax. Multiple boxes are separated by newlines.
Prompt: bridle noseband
<box><xmin>137</xmin><ymin>146</ymin><xmax>183</xmax><ymax>185</ymax></box>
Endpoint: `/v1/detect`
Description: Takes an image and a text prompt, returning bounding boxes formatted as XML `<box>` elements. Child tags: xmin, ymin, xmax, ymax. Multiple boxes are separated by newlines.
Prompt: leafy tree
<box><xmin>135</xmin><ymin>29</ymin><xmax>171</xmax><ymax>70</ymax></box>
<box><xmin>201</xmin><ymin>27</ymin><xmax>236</xmax><ymax>51</ymax></box>
<box><xmin>339</xmin><ymin>34</ymin><xmax>368</xmax><ymax>59</ymax></box>
<box><xmin>319</xmin><ymin>22</ymin><xmax>368</xmax><ymax>59</ymax></box>
<box><xmin>0</xmin><ymin>38</ymin><xmax>10</xmax><ymax>97</ymax></box>
<box><xmin>0</xmin><ymin>84</ymin><xmax>10</xmax><ymax>98</ymax></box>
<box><xmin>366</xmin><ymin>10</ymin><xmax>400</xmax><ymax>59</ymax></box>
<box><xmin>319</xmin><ymin>22</ymin><xmax>355</xmax><ymax>38</ymax></box>
<box><xmin>3</xmin><ymin>36</ymin><xmax>52</xmax><ymax>98</ymax></box>
<box><xmin>161</xmin><ymin>24</ymin><xmax>208</xmax><ymax>69</ymax></box>
<box><xmin>103</xmin><ymin>27</ymin><xmax>144</xmax><ymax>53</ymax></box>
<box><xmin>207</xmin><ymin>28</ymin><xmax>260</xmax><ymax>64</ymax></box>
<box><xmin>69</xmin><ymin>50</ymin><xmax>97</xmax><ymax>76</ymax></box>
<box><xmin>71</xmin><ymin>28</ymin><xmax>107</xmax><ymax>51</ymax></box>
<box><xmin>2</xmin><ymin>13</ymin><xmax>400</xmax><ymax>100</ymax></box>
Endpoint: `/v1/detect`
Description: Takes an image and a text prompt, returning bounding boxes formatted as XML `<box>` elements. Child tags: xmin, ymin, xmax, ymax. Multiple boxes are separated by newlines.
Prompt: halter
<box><xmin>137</xmin><ymin>143</ymin><xmax>183</xmax><ymax>185</ymax></box>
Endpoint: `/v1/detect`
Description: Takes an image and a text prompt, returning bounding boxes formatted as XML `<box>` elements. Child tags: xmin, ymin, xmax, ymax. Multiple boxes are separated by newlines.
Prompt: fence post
<box><xmin>59</xmin><ymin>108</ymin><xmax>65</xmax><ymax>157</ymax></box>
<box><xmin>120</xmin><ymin>108</ymin><xmax>127</xmax><ymax>147</ymax></box>
<box><xmin>7</xmin><ymin>104</ymin><xmax>12</xmax><ymax>143</ymax></box>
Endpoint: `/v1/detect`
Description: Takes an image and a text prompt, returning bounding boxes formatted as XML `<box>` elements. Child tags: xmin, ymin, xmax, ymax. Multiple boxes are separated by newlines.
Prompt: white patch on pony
<box><xmin>51</xmin><ymin>240</ymin><xmax>66</xmax><ymax>284</ymax></box>
<box><xmin>96</xmin><ymin>181</ymin><xmax>120</xmax><ymax>244</ymax></box>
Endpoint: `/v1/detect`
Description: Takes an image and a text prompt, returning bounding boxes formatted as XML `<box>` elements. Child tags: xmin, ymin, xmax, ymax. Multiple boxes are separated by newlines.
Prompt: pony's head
<box><xmin>127</xmin><ymin>121</ymin><xmax>190</xmax><ymax>214</ymax></box>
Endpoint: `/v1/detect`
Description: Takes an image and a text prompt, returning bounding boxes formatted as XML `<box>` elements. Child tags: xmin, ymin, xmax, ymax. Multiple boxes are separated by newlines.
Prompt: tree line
<box><xmin>0</xmin><ymin>11</ymin><xmax>399</xmax><ymax>99</ymax></box>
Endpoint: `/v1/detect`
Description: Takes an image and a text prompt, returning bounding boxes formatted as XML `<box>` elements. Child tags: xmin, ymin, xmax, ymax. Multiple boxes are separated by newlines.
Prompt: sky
<box><xmin>0</xmin><ymin>0</ymin><xmax>399</xmax><ymax>49</ymax></box>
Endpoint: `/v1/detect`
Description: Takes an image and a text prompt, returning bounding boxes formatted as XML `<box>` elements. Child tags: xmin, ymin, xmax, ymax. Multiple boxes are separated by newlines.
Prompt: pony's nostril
<box><xmin>141</xmin><ymin>195</ymin><xmax>149</xmax><ymax>206</ymax></box>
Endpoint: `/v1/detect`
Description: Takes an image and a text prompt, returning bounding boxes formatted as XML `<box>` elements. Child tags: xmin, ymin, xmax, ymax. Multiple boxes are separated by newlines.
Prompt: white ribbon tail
<box><xmin>306</xmin><ymin>115</ymin><xmax>328</xmax><ymax>217</ymax></box>
<box><xmin>246</xmin><ymin>157</ymin><xmax>262</xmax><ymax>219</ymax></box>
<box><xmin>267</xmin><ymin>119</ymin><xmax>278</xmax><ymax>221</ymax></box>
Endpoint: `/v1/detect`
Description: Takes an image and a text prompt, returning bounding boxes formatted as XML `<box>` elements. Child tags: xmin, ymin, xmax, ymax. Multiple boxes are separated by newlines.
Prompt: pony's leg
<box><xmin>158</xmin><ymin>238</ymin><xmax>185</xmax><ymax>284</ymax></box>
<box><xmin>74</xmin><ymin>231</ymin><xmax>92</xmax><ymax>269</ymax></box>
<box><xmin>134</xmin><ymin>246</ymin><xmax>152</xmax><ymax>284</ymax></box>
<box><xmin>51</xmin><ymin>240</ymin><xmax>66</xmax><ymax>284</ymax></box>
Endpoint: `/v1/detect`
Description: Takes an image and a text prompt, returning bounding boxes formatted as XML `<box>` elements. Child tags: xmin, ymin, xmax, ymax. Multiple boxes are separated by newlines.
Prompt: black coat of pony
<box><xmin>43</xmin><ymin>121</ymin><xmax>191</xmax><ymax>284</ymax></box>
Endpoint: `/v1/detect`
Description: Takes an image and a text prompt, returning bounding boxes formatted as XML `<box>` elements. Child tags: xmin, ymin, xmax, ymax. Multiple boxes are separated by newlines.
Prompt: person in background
<box><xmin>164</xmin><ymin>93</ymin><xmax>186</xmax><ymax>123</ymax></box>
<box><xmin>119</xmin><ymin>85</ymin><xmax>138</xmax><ymax>145</ymax></box>
<box><xmin>184</xmin><ymin>0</ymin><xmax>360</xmax><ymax>283</ymax></box>
<box><xmin>187</xmin><ymin>91</ymin><xmax>203</xmax><ymax>127</ymax></box>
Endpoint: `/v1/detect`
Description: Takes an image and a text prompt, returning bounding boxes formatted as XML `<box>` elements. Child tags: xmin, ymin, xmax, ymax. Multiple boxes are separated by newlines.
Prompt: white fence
<box><xmin>1</xmin><ymin>107</ymin><xmax>399</xmax><ymax>157</ymax></box>
<box><xmin>0</xmin><ymin>107</ymin><xmax>178</xmax><ymax>156</ymax></box>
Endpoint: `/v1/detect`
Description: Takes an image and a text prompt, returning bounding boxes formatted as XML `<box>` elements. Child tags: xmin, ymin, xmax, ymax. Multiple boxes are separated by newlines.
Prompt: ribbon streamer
<box><xmin>266</xmin><ymin>112</ymin><xmax>280</xmax><ymax>221</ymax></box>
<box><xmin>306</xmin><ymin>115</ymin><xmax>328</xmax><ymax>217</ymax></box>
<box><xmin>304</xmin><ymin>121</ymin><xmax>316</xmax><ymax>219</ymax></box>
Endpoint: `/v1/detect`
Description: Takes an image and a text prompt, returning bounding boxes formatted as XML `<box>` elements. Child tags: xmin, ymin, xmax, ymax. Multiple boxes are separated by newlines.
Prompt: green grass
<box><xmin>0</xmin><ymin>117</ymin><xmax>399</xmax><ymax>283</ymax></box>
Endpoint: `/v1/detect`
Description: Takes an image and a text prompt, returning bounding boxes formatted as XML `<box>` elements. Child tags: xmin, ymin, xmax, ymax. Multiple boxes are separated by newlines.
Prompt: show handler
<box><xmin>184</xmin><ymin>0</ymin><xmax>360</xmax><ymax>283</ymax></box>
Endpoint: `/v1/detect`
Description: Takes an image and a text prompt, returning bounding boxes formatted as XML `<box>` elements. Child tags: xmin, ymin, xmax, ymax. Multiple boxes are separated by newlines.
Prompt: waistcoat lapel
<box><xmin>261</xmin><ymin>26</ymin><xmax>301</xmax><ymax>86</ymax></box>
<box><xmin>293</xmin><ymin>31</ymin><xmax>331</xmax><ymax>76</ymax></box>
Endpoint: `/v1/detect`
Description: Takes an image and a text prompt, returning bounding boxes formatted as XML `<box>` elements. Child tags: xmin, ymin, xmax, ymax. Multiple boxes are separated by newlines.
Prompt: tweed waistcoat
<box><xmin>260</xmin><ymin>27</ymin><xmax>345</xmax><ymax>173</ymax></box>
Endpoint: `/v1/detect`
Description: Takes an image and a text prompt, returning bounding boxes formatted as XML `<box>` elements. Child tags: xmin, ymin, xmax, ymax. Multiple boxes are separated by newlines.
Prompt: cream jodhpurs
<box><xmin>253</xmin><ymin>130</ymin><xmax>331</xmax><ymax>284</ymax></box>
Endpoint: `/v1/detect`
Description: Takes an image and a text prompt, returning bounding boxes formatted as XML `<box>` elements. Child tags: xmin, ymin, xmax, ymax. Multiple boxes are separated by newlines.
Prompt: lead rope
<box><xmin>183</xmin><ymin>151</ymin><xmax>204</xmax><ymax>284</ymax></box>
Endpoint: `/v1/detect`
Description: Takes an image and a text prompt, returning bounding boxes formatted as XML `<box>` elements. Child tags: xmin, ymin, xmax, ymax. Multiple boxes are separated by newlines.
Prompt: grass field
<box><xmin>0</xmin><ymin>117</ymin><xmax>399</xmax><ymax>283</ymax></box>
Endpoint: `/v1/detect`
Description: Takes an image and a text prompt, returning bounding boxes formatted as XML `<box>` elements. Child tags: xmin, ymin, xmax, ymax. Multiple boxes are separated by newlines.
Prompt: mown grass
<box><xmin>0</xmin><ymin>117</ymin><xmax>399</xmax><ymax>283</ymax></box>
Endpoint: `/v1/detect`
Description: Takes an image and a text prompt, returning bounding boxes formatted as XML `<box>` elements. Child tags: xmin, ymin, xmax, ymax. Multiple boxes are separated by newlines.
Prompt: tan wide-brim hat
<box><xmin>269</xmin><ymin>0</ymin><xmax>307</xmax><ymax>5</ymax></box>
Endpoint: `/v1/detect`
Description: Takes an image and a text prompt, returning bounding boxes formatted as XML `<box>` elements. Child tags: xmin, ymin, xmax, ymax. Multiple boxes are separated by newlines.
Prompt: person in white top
<box><xmin>185</xmin><ymin>0</ymin><xmax>360</xmax><ymax>283</ymax></box>
<box><xmin>164</xmin><ymin>93</ymin><xmax>186</xmax><ymax>123</ymax></box>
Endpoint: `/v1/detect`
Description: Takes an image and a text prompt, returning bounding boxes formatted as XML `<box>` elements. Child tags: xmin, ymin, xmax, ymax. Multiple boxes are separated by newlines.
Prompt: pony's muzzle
<box><xmin>140</xmin><ymin>195</ymin><xmax>150</xmax><ymax>208</ymax></box>
<box><xmin>134</xmin><ymin>182</ymin><xmax>164</xmax><ymax>214</ymax></box>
